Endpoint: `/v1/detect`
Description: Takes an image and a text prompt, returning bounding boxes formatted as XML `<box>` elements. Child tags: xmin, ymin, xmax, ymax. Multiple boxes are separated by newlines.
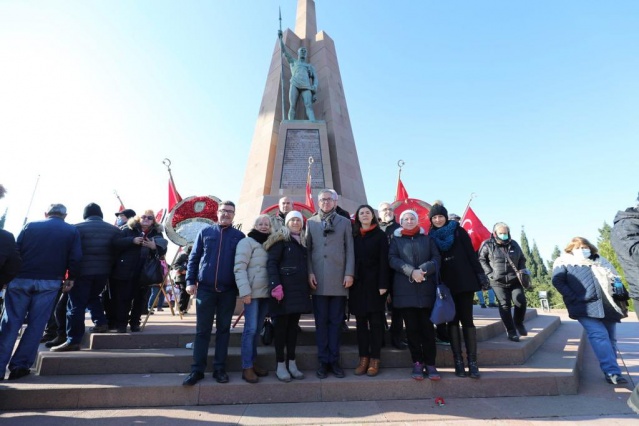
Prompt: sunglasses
<box><xmin>140</xmin><ymin>215</ymin><xmax>154</xmax><ymax>220</ymax></box>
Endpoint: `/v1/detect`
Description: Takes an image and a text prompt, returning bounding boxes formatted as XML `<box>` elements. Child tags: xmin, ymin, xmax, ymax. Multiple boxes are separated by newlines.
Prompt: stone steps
<box><xmin>0</xmin><ymin>320</ymin><xmax>584</xmax><ymax>410</ymax></box>
<box><xmin>37</xmin><ymin>314</ymin><xmax>558</xmax><ymax>376</ymax></box>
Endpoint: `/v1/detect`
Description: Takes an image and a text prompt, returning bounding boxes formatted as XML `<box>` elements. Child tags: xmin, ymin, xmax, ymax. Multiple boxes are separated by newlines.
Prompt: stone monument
<box><xmin>236</xmin><ymin>0</ymin><xmax>367</xmax><ymax>227</ymax></box>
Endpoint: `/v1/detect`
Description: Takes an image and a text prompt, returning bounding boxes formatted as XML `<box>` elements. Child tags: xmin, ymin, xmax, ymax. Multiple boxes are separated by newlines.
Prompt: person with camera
<box><xmin>552</xmin><ymin>237</ymin><xmax>628</xmax><ymax>385</ymax></box>
<box><xmin>478</xmin><ymin>222</ymin><xmax>528</xmax><ymax>342</ymax></box>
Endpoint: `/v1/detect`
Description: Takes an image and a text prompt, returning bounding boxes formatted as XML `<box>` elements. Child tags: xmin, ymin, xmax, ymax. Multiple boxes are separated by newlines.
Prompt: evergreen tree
<box><xmin>0</xmin><ymin>208</ymin><xmax>6</xmax><ymax>230</ymax></box>
<box><xmin>547</xmin><ymin>245</ymin><xmax>561</xmax><ymax>271</ymax></box>
<box><xmin>597</xmin><ymin>221</ymin><xmax>634</xmax><ymax>313</ymax></box>
<box><xmin>520</xmin><ymin>228</ymin><xmax>563</xmax><ymax>309</ymax></box>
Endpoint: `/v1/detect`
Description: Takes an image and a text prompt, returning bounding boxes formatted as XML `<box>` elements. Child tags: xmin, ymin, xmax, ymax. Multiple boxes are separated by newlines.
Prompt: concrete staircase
<box><xmin>0</xmin><ymin>307</ymin><xmax>585</xmax><ymax>410</ymax></box>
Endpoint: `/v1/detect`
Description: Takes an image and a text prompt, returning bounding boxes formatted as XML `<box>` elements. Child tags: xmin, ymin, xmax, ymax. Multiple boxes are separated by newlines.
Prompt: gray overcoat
<box><xmin>305</xmin><ymin>213</ymin><xmax>355</xmax><ymax>296</ymax></box>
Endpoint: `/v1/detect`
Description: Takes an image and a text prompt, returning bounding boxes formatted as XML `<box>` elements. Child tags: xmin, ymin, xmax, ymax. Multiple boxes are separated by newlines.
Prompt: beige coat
<box><xmin>233</xmin><ymin>236</ymin><xmax>270</xmax><ymax>299</ymax></box>
<box><xmin>305</xmin><ymin>213</ymin><xmax>355</xmax><ymax>296</ymax></box>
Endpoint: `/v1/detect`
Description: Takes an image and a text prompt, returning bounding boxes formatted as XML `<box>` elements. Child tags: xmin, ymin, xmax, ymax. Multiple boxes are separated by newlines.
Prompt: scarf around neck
<box><xmin>430</xmin><ymin>220</ymin><xmax>457</xmax><ymax>252</ymax></box>
<box><xmin>401</xmin><ymin>226</ymin><xmax>420</xmax><ymax>237</ymax></box>
<box><xmin>248</xmin><ymin>229</ymin><xmax>269</xmax><ymax>244</ymax></box>
<box><xmin>360</xmin><ymin>224</ymin><xmax>378</xmax><ymax>236</ymax></box>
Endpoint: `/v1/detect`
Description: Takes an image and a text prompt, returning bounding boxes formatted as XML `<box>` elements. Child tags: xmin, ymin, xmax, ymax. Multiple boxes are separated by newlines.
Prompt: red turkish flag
<box><xmin>168</xmin><ymin>177</ymin><xmax>182</xmax><ymax>212</ymax></box>
<box><xmin>391</xmin><ymin>198</ymin><xmax>432</xmax><ymax>234</ymax></box>
<box><xmin>395</xmin><ymin>178</ymin><xmax>409</xmax><ymax>202</ymax></box>
<box><xmin>461</xmin><ymin>206</ymin><xmax>491</xmax><ymax>252</ymax></box>
<box><xmin>305</xmin><ymin>170</ymin><xmax>316</xmax><ymax>212</ymax></box>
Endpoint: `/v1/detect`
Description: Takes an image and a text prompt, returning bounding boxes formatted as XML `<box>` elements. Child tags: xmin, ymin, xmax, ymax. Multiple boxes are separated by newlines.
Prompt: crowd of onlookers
<box><xmin>2</xmin><ymin>183</ymin><xmax>639</xmax><ymax>415</ymax></box>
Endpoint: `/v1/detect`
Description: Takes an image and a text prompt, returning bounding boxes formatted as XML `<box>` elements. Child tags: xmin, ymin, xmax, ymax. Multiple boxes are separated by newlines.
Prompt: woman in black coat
<box><xmin>111</xmin><ymin>210</ymin><xmax>167</xmax><ymax>333</ymax></box>
<box><xmin>389</xmin><ymin>209</ymin><xmax>441</xmax><ymax>381</ymax></box>
<box><xmin>478</xmin><ymin>222</ymin><xmax>528</xmax><ymax>342</ymax></box>
<box><xmin>265</xmin><ymin>211</ymin><xmax>312</xmax><ymax>382</ymax></box>
<box><xmin>349</xmin><ymin>205</ymin><xmax>389</xmax><ymax>377</ymax></box>
<box><xmin>428</xmin><ymin>202</ymin><xmax>487</xmax><ymax>379</ymax></box>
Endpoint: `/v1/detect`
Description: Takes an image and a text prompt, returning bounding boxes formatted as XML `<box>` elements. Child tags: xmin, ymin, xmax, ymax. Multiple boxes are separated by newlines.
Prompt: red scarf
<box><xmin>401</xmin><ymin>226</ymin><xmax>420</xmax><ymax>237</ymax></box>
<box><xmin>360</xmin><ymin>224</ymin><xmax>378</xmax><ymax>236</ymax></box>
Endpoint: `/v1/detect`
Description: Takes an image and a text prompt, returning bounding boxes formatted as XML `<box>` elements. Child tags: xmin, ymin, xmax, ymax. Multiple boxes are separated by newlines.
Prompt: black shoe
<box><xmin>213</xmin><ymin>369</ymin><xmax>229</xmax><ymax>383</ymax></box>
<box><xmin>391</xmin><ymin>338</ymin><xmax>408</xmax><ymax>350</ymax></box>
<box><xmin>44</xmin><ymin>335</ymin><xmax>67</xmax><ymax>348</ymax></box>
<box><xmin>8</xmin><ymin>368</ymin><xmax>30</xmax><ymax>380</ymax></box>
<box><xmin>89</xmin><ymin>324</ymin><xmax>109</xmax><ymax>333</ymax></box>
<box><xmin>515</xmin><ymin>323</ymin><xmax>528</xmax><ymax>336</ymax></box>
<box><xmin>507</xmin><ymin>332</ymin><xmax>520</xmax><ymax>342</ymax></box>
<box><xmin>130</xmin><ymin>325</ymin><xmax>141</xmax><ymax>332</ymax></box>
<box><xmin>316</xmin><ymin>363</ymin><xmax>329</xmax><ymax>379</ymax></box>
<box><xmin>40</xmin><ymin>333</ymin><xmax>56</xmax><ymax>343</ymax></box>
<box><xmin>330</xmin><ymin>361</ymin><xmax>345</xmax><ymax>378</ymax></box>
<box><xmin>116</xmin><ymin>327</ymin><xmax>128</xmax><ymax>333</ymax></box>
<box><xmin>488</xmin><ymin>303</ymin><xmax>499</xmax><ymax>308</ymax></box>
<box><xmin>182</xmin><ymin>371</ymin><xmax>204</xmax><ymax>386</ymax></box>
<box><xmin>50</xmin><ymin>341</ymin><xmax>80</xmax><ymax>352</ymax></box>
<box><xmin>605</xmin><ymin>373</ymin><xmax>628</xmax><ymax>385</ymax></box>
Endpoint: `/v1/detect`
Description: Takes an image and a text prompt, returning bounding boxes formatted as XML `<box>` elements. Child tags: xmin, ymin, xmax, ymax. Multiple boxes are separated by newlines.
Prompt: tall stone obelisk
<box><xmin>236</xmin><ymin>0</ymin><xmax>367</xmax><ymax>227</ymax></box>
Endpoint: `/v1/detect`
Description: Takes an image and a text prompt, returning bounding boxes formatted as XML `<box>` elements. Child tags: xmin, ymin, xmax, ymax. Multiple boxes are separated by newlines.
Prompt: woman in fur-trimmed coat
<box><xmin>265</xmin><ymin>211</ymin><xmax>312</xmax><ymax>382</ymax></box>
<box><xmin>111</xmin><ymin>210</ymin><xmax>167</xmax><ymax>333</ymax></box>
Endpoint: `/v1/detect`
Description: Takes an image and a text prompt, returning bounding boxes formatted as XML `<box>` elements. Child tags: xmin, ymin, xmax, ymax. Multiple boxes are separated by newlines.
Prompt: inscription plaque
<box><xmin>280</xmin><ymin>129</ymin><xmax>325</xmax><ymax>188</ymax></box>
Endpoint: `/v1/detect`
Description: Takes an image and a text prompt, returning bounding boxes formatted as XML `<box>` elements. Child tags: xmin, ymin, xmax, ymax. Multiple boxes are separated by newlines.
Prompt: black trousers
<box><xmin>44</xmin><ymin>291</ymin><xmax>67</xmax><ymax>337</ymax></box>
<box><xmin>355</xmin><ymin>311</ymin><xmax>385</xmax><ymax>359</ymax></box>
<box><xmin>448</xmin><ymin>291</ymin><xmax>476</xmax><ymax>328</ymax></box>
<box><xmin>401</xmin><ymin>307</ymin><xmax>436</xmax><ymax>365</ymax></box>
<box><xmin>274</xmin><ymin>313</ymin><xmax>302</xmax><ymax>363</ymax></box>
<box><xmin>492</xmin><ymin>283</ymin><xmax>527</xmax><ymax>332</ymax></box>
<box><xmin>111</xmin><ymin>278</ymin><xmax>147</xmax><ymax>328</ymax></box>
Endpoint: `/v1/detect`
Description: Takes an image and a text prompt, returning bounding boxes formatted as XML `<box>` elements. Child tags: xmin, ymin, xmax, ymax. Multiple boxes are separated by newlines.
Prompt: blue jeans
<box><xmin>148</xmin><ymin>285</ymin><xmax>165</xmax><ymax>310</ymax></box>
<box><xmin>0</xmin><ymin>279</ymin><xmax>60</xmax><ymax>373</ymax></box>
<box><xmin>66</xmin><ymin>275</ymin><xmax>108</xmax><ymax>344</ymax></box>
<box><xmin>578</xmin><ymin>317</ymin><xmax>621</xmax><ymax>375</ymax></box>
<box><xmin>191</xmin><ymin>288</ymin><xmax>236</xmax><ymax>373</ymax></box>
<box><xmin>312</xmin><ymin>295</ymin><xmax>346</xmax><ymax>364</ymax></box>
<box><xmin>240</xmin><ymin>297</ymin><xmax>269</xmax><ymax>369</ymax></box>
<box><xmin>476</xmin><ymin>289</ymin><xmax>496</xmax><ymax>305</ymax></box>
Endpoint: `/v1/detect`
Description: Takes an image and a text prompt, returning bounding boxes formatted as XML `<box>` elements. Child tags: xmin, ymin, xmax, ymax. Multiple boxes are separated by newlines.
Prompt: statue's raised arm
<box><xmin>278</xmin><ymin>30</ymin><xmax>294</xmax><ymax>65</ymax></box>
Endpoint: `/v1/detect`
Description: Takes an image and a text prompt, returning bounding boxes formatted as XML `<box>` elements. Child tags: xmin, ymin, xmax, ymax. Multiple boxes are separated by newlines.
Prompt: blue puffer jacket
<box><xmin>187</xmin><ymin>225</ymin><xmax>245</xmax><ymax>292</ymax></box>
<box><xmin>552</xmin><ymin>253</ymin><xmax>624</xmax><ymax>322</ymax></box>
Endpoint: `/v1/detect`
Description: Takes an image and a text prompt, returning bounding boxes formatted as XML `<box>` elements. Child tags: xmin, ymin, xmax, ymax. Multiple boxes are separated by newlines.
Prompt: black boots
<box><xmin>448</xmin><ymin>324</ymin><xmax>466</xmax><ymax>377</ymax></box>
<box><xmin>463</xmin><ymin>326</ymin><xmax>480</xmax><ymax>379</ymax></box>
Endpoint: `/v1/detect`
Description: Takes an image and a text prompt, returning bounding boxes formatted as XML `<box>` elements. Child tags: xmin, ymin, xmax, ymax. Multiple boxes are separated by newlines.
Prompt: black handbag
<box><xmin>503</xmin><ymin>248</ymin><xmax>532</xmax><ymax>289</ymax></box>
<box><xmin>260</xmin><ymin>317</ymin><xmax>274</xmax><ymax>345</ymax></box>
<box><xmin>140</xmin><ymin>253</ymin><xmax>164</xmax><ymax>285</ymax></box>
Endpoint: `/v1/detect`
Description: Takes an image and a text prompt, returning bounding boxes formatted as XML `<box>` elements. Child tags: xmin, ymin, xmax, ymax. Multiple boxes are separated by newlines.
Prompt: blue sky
<box><xmin>1</xmin><ymin>0</ymin><xmax>638</xmax><ymax>261</ymax></box>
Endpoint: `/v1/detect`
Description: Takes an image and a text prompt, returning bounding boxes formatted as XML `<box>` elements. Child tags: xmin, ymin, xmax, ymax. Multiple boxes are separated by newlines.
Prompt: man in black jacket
<box><xmin>50</xmin><ymin>203</ymin><xmax>120</xmax><ymax>351</ymax></box>
<box><xmin>610</xmin><ymin>192</ymin><xmax>639</xmax><ymax>414</ymax></box>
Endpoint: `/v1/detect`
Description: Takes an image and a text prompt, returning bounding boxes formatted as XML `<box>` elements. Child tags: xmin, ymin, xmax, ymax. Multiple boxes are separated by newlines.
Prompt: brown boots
<box><xmin>242</xmin><ymin>367</ymin><xmax>258</xmax><ymax>383</ymax></box>
<box><xmin>354</xmin><ymin>357</ymin><xmax>380</xmax><ymax>377</ymax></box>
<box><xmin>354</xmin><ymin>357</ymin><xmax>369</xmax><ymax>375</ymax></box>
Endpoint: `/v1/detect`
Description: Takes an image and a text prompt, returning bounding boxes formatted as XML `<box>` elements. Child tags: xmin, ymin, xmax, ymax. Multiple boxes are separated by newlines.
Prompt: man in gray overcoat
<box><xmin>306</xmin><ymin>189</ymin><xmax>355</xmax><ymax>378</ymax></box>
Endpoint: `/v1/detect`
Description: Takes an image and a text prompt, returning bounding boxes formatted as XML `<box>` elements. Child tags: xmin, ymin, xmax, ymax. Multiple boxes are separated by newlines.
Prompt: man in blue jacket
<box><xmin>182</xmin><ymin>201</ymin><xmax>245</xmax><ymax>385</ymax></box>
<box><xmin>50</xmin><ymin>203</ymin><xmax>120</xmax><ymax>352</ymax></box>
<box><xmin>0</xmin><ymin>203</ymin><xmax>82</xmax><ymax>380</ymax></box>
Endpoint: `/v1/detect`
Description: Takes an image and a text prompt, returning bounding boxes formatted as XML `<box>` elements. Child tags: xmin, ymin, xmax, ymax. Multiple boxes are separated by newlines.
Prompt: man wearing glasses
<box><xmin>182</xmin><ymin>201</ymin><xmax>245</xmax><ymax>386</ymax></box>
<box><xmin>306</xmin><ymin>189</ymin><xmax>355</xmax><ymax>378</ymax></box>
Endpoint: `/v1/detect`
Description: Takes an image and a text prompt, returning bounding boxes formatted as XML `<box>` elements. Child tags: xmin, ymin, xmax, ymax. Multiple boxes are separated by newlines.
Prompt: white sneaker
<box><xmin>287</xmin><ymin>360</ymin><xmax>305</xmax><ymax>380</ymax></box>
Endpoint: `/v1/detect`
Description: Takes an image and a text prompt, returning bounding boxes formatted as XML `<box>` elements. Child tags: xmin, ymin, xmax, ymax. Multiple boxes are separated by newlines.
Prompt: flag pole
<box><xmin>395</xmin><ymin>160</ymin><xmax>405</xmax><ymax>202</ymax></box>
<box><xmin>461</xmin><ymin>192</ymin><xmax>477</xmax><ymax>220</ymax></box>
<box><xmin>114</xmin><ymin>190</ymin><xmax>125</xmax><ymax>209</ymax></box>
<box><xmin>22</xmin><ymin>174</ymin><xmax>40</xmax><ymax>226</ymax></box>
<box><xmin>279</xmin><ymin>7</ymin><xmax>286</xmax><ymax>121</ymax></box>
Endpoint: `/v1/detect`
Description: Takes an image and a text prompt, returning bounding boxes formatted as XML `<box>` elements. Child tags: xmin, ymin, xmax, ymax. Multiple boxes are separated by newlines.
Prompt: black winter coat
<box><xmin>0</xmin><ymin>229</ymin><xmax>21</xmax><ymax>286</ymax></box>
<box><xmin>75</xmin><ymin>216</ymin><xmax>120</xmax><ymax>277</ymax></box>
<box><xmin>478</xmin><ymin>237</ymin><xmax>526</xmax><ymax>288</ymax></box>
<box><xmin>435</xmin><ymin>226</ymin><xmax>483</xmax><ymax>295</ymax></box>
<box><xmin>388</xmin><ymin>228</ymin><xmax>441</xmax><ymax>309</ymax></box>
<box><xmin>349</xmin><ymin>227</ymin><xmax>389</xmax><ymax>316</ymax></box>
<box><xmin>611</xmin><ymin>208</ymin><xmax>639</xmax><ymax>299</ymax></box>
<box><xmin>266</xmin><ymin>235</ymin><xmax>312</xmax><ymax>316</ymax></box>
<box><xmin>112</xmin><ymin>222</ymin><xmax>167</xmax><ymax>281</ymax></box>
<box><xmin>172</xmin><ymin>252</ymin><xmax>188</xmax><ymax>284</ymax></box>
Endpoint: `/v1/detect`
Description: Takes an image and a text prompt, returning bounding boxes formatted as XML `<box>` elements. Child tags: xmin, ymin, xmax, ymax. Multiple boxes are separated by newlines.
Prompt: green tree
<box><xmin>547</xmin><ymin>245</ymin><xmax>561</xmax><ymax>271</ymax></box>
<box><xmin>0</xmin><ymin>208</ymin><xmax>6</xmax><ymax>230</ymax></box>
<box><xmin>520</xmin><ymin>229</ymin><xmax>562</xmax><ymax>308</ymax></box>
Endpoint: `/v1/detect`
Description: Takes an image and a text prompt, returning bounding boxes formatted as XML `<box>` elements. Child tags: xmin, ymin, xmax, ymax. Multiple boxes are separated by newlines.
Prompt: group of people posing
<box><xmin>182</xmin><ymin>189</ymin><xmax>538</xmax><ymax>386</ymax></box>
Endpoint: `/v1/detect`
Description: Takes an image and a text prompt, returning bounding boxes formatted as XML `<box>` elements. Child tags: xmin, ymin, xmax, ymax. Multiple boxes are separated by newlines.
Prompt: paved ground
<box><xmin>0</xmin><ymin>311</ymin><xmax>637</xmax><ymax>425</ymax></box>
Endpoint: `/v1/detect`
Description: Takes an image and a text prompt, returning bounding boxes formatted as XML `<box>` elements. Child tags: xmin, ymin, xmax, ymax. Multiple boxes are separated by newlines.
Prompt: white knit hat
<box><xmin>399</xmin><ymin>209</ymin><xmax>418</xmax><ymax>223</ymax></box>
<box><xmin>285</xmin><ymin>210</ymin><xmax>304</xmax><ymax>225</ymax></box>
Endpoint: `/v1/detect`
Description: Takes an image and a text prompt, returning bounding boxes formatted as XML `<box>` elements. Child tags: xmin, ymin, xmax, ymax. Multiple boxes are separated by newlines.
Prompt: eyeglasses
<box><xmin>140</xmin><ymin>215</ymin><xmax>154</xmax><ymax>220</ymax></box>
<box><xmin>219</xmin><ymin>209</ymin><xmax>235</xmax><ymax>215</ymax></box>
<box><xmin>319</xmin><ymin>198</ymin><xmax>335</xmax><ymax>203</ymax></box>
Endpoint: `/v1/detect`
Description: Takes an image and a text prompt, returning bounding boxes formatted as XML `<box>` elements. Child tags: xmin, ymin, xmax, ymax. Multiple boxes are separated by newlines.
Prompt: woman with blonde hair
<box><xmin>552</xmin><ymin>236</ymin><xmax>628</xmax><ymax>385</ymax></box>
<box><xmin>234</xmin><ymin>214</ymin><xmax>273</xmax><ymax>383</ymax></box>
<box><xmin>111</xmin><ymin>210</ymin><xmax>167</xmax><ymax>333</ymax></box>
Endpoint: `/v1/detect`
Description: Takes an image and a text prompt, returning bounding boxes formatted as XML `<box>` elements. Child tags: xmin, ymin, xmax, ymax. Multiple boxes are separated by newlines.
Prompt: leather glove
<box><xmin>271</xmin><ymin>284</ymin><xmax>284</xmax><ymax>301</ymax></box>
